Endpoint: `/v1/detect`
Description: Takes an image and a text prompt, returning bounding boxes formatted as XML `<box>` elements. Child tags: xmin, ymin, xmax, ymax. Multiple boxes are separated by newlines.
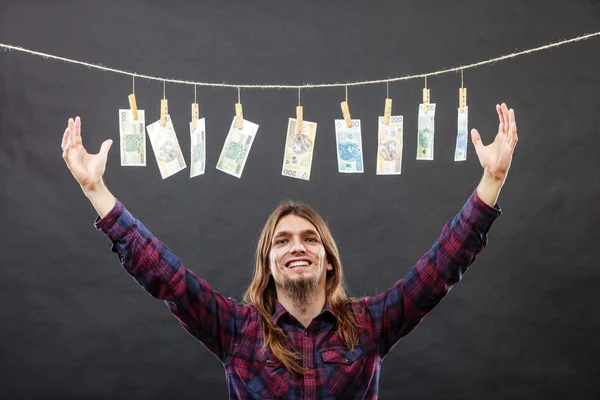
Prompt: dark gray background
<box><xmin>1</xmin><ymin>1</ymin><xmax>599</xmax><ymax>399</ymax></box>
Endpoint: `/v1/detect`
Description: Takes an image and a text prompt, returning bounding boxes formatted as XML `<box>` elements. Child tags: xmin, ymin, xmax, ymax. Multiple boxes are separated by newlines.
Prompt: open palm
<box><xmin>471</xmin><ymin>103</ymin><xmax>519</xmax><ymax>182</ymax></box>
<box><xmin>61</xmin><ymin>117</ymin><xmax>113</xmax><ymax>192</ymax></box>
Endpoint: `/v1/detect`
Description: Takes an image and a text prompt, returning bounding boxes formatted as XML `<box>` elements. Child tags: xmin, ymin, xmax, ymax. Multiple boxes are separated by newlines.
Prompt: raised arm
<box><xmin>472</xmin><ymin>103</ymin><xmax>519</xmax><ymax>206</ymax></box>
<box><xmin>61</xmin><ymin>117</ymin><xmax>246</xmax><ymax>361</ymax></box>
<box><xmin>363</xmin><ymin>103</ymin><xmax>518</xmax><ymax>356</ymax></box>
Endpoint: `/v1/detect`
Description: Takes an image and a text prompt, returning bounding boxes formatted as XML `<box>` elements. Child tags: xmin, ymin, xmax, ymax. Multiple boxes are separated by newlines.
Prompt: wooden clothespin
<box><xmin>235</xmin><ymin>103</ymin><xmax>243</xmax><ymax>130</ymax></box>
<box><xmin>192</xmin><ymin>85</ymin><xmax>199</xmax><ymax>130</ymax></box>
<box><xmin>160</xmin><ymin>81</ymin><xmax>168</xmax><ymax>126</ymax></box>
<box><xmin>383</xmin><ymin>98</ymin><xmax>392</xmax><ymax>125</ymax></box>
<box><xmin>423</xmin><ymin>76</ymin><xmax>430</xmax><ymax>114</ymax></box>
<box><xmin>192</xmin><ymin>103</ymin><xmax>199</xmax><ymax>130</ymax></box>
<box><xmin>129</xmin><ymin>94</ymin><xmax>138</xmax><ymax>121</ymax></box>
<box><xmin>341</xmin><ymin>86</ymin><xmax>352</xmax><ymax>127</ymax></box>
<box><xmin>296</xmin><ymin>88</ymin><xmax>303</xmax><ymax>133</ymax></box>
<box><xmin>340</xmin><ymin>101</ymin><xmax>352</xmax><ymax>128</ymax></box>
<box><xmin>160</xmin><ymin>99</ymin><xmax>168</xmax><ymax>126</ymax></box>
<box><xmin>296</xmin><ymin>106</ymin><xmax>303</xmax><ymax>133</ymax></box>
<box><xmin>383</xmin><ymin>81</ymin><xmax>392</xmax><ymax>125</ymax></box>
<box><xmin>129</xmin><ymin>75</ymin><xmax>138</xmax><ymax>120</ymax></box>
<box><xmin>235</xmin><ymin>88</ymin><xmax>243</xmax><ymax>130</ymax></box>
<box><xmin>459</xmin><ymin>71</ymin><xmax>467</xmax><ymax>113</ymax></box>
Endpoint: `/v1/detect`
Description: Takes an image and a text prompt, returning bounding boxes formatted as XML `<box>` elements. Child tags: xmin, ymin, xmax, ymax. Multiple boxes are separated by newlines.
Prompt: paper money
<box><xmin>216</xmin><ymin>117</ymin><xmax>259</xmax><ymax>178</ymax></box>
<box><xmin>146</xmin><ymin>115</ymin><xmax>186</xmax><ymax>179</ymax></box>
<box><xmin>190</xmin><ymin>118</ymin><xmax>206</xmax><ymax>178</ymax></box>
<box><xmin>281</xmin><ymin>118</ymin><xmax>317</xmax><ymax>180</ymax></box>
<box><xmin>416</xmin><ymin>103</ymin><xmax>436</xmax><ymax>160</ymax></box>
<box><xmin>335</xmin><ymin>119</ymin><xmax>364</xmax><ymax>173</ymax></box>
<box><xmin>119</xmin><ymin>109</ymin><xmax>146</xmax><ymax>166</ymax></box>
<box><xmin>455</xmin><ymin>106</ymin><xmax>468</xmax><ymax>161</ymax></box>
<box><xmin>376</xmin><ymin>115</ymin><xmax>403</xmax><ymax>175</ymax></box>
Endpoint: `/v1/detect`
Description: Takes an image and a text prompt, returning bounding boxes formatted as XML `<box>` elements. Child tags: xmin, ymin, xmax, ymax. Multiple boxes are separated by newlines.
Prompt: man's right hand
<box><xmin>62</xmin><ymin>116</ymin><xmax>116</xmax><ymax>218</ymax></box>
<box><xmin>61</xmin><ymin>116</ymin><xmax>113</xmax><ymax>194</ymax></box>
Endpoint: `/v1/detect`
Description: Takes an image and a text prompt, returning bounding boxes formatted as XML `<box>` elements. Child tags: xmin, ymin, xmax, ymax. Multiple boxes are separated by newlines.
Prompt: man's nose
<box><xmin>290</xmin><ymin>238</ymin><xmax>306</xmax><ymax>253</ymax></box>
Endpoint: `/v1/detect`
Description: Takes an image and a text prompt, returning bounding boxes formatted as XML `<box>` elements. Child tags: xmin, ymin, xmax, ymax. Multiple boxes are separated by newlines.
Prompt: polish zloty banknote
<box><xmin>335</xmin><ymin>119</ymin><xmax>364</xmax><ymax>173</ymax></box>
<box><xmin>416</xmin><ymin>103</ymin><xmax>436</xmax><ymax>160</ymax></box>
<box><xmin>146</xmin><ymin>115</ymin><xmax>187</xmax><ymax>179</ymax></box>
<box><xmin>119</xmin><ymin>109</ymin><xmax>146</xmax><ymax>166</ymax></box>
<box><xmin>216</xmin><ymin>117</ymin><xmax>259</xmax><ymax>178</ymax></box>
<box><xmin>190</xmin><ymin>118</ymin><xmax>206</xmax><ymax>178</ymax></box>
<box><xmin>282</xmin><ymin>118</ymin><xmax>317</xmax><ymax>180</ymax></box>
<box><xmin>376</xmin><ymin>115</ymin><xmax>403</xmax><ymax>175</ymax></box>
<box><xmin>455</xmin><ymin>106</ymin><xmax>468</xmax><ymax>161</ymax></box>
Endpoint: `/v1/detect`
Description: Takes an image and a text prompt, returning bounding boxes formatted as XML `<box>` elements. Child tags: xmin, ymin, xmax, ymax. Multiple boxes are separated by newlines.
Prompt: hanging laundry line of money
<box><xmin>118</xmin><ymin>82</ymin><xmax>470</xmax><ymax>181</ymax></box>
<box><xmin>3</xmin><ymin>31</ymin><xmax>599</xmax><ymax>179</ymax></box>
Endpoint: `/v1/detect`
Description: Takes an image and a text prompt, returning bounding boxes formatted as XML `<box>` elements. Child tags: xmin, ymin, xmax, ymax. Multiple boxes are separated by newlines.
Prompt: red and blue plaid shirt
<box><xmin>95</xmin><ymin>190</ymin><xmax>500</xmax><ymax>399</ymax></box>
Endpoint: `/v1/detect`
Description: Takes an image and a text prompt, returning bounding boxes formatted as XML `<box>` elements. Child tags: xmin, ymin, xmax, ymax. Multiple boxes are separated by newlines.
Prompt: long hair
<box><xmin>242</xmin><ymin>200</ymin><xmax>360</xmax><ymax>374</ymax></box>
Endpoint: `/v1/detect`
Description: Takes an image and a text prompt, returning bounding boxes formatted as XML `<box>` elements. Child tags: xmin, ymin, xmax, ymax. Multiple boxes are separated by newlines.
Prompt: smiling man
<box><xmin>61</xmin><ymin>103</ymin><xmax>518</xmax><ymax>399</ymax></box>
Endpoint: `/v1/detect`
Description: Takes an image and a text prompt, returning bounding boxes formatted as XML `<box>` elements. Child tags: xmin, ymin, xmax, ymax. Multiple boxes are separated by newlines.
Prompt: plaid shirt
<box><xmin>95</xmin><ymin>190</ymin><xmax>500</xmax><ymax>399</ymax></box>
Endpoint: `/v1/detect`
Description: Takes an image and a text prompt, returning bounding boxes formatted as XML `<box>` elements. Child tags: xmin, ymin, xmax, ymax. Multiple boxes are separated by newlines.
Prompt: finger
<box><xmin>509</xmin><ymin>109</ymin><xmax>518</xmax><ymax>146</ymax></box>
<box><xmin>75</xmin><ymin>116</ymin><xmax>82</xmax><ymax>145</ymax></box>
<box><xmin>99</xmin><ymin>139</ymin><xmax>113</xmax><ymax>156</ymax></box>
<box><xmin>62</xmin><ymin>140</ymin><xmax>70</xmax><ymax>161</ymax></box>
<box><xmin>502</xmin><ymin>103</ymin><xmax>510</xmax><ymax>134</ymax></box>
<box><xmin>496</xmin><ymin>104</ymin><xmax>504</xmax><ymax>132</ymax></box>
<box><xmin>68</xmin><ymin>118</ymin><xmax>76</xmax><ymax>147</ymax></box>
<box><xmin>61</xmin><ymin>127</ymin><xmax>69</xmax><ymax>150</ymax></box>
<box><xmin>471</xmin><ymin>128</ymin><xmax>483</xmax><ymax>147</ymax></box>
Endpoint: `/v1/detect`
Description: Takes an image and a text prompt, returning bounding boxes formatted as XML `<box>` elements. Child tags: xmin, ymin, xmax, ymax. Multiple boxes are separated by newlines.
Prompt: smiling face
<box><xmin>268</xmin><ymin>214</ymin><xmax>333</xmax><ymax>305</ymax></box>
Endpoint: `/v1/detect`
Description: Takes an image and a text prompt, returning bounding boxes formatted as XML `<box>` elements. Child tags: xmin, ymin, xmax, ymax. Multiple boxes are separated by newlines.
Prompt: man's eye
<box><xmin>275</xmin><ymin>239</ymin><xmax>288</xmax><ymax>244</ymax></box>
<box><xmin>306</xmin><ymin>237</ymin><xmax>318</xmax><ymax>243</ymax></box>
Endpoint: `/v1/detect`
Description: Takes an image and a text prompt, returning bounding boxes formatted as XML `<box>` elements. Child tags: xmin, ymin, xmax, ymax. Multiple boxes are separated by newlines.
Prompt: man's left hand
<box><xmin>471</xmin><ymin>103</ymin><xmax>519</xmax><ymax>183</ymax></box>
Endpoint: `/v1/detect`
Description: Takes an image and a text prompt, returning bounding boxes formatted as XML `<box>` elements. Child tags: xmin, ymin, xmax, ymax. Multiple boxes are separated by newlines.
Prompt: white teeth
<box><xmin>287</xmin><ymin>261</ymin><xmax>310</xmax><ymax>268</ymax></box>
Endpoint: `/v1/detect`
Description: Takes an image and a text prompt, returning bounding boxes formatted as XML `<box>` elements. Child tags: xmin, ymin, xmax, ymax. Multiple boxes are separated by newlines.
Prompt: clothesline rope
<box><xmin>1</xmin><ymin>31</ymin><xmax>599</xmax><ymax>89</ymax></box>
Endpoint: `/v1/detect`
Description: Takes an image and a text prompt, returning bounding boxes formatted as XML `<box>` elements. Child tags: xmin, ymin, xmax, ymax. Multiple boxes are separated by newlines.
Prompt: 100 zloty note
<box><xmin>119</xmin><ymin>109</ymin><xmax>146</xmax><ymax>166</ymax></box>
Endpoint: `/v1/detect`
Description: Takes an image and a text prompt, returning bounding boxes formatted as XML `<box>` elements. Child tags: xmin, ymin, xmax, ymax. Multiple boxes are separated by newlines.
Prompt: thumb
<box><xmin>470</xmin><ymin>129</ymin><xmax>484</xmax><ymax>150</ymax></box>
<box><xmin>100</xmin><ymin>139</ymin><xmax>113</xmax><ymax>156</ymax></box>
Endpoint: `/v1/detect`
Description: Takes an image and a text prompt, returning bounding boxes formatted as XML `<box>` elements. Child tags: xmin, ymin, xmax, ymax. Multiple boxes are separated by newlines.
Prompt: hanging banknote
<box><xmin>335</xmin><ymin>119</ymin><xmax>364</xmax><ymax>173</ymax></box>
<box><xmin>281</xmin><ymin>118</ymin><xmax>317</xmax><ymax>180</ymax></box>
<box><xmin>376</xmin><ymin>115</ymin><xmax>403</xmax><ymax>175</ymax></box>
<box><xmin>416</xmin><ymin>103</ymin><xmax>436</xmax><ymax>160</ymax></box>
<box><xmin>455</xmin><ymin>106</ymin><xmax>468</xmax><ymax>161</ymax></box>
<box><xmin>146</xmin><ymin>115</ymin><xmax>187</xmax><ymax>179</ymax></box>
<box><xmin>119</xmin><ymin>109</ymin><xmax>146</xmax><ymax>166</ymax></box>
<box><xmin>216</xmin><ymin>116</ymin><xmax>259</xmax><ymax>178</ymax></box>
<box><xmin>190</xmin><ymin>118</ymin><xmax>206</xmax><ymax>178</ymax></box>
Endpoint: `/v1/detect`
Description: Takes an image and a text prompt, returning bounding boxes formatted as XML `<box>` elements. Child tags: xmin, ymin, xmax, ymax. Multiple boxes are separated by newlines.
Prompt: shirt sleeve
<box><xmin>94</xmin><ymin>200</ymin><xmax>248</xmax><ymax>362</ymax></box>
<box><xmin>361</xmin><ymin>190</ymin><xmax>502</xmax><ymax>357</ymax></box>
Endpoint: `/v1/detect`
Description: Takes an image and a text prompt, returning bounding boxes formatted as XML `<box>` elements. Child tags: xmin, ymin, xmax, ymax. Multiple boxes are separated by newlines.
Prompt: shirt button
<box><xmin>304</xmin><ymin>331</ymin><xmax>308</xmax><ymax>336</ymax></box>
<box><xmin>266</xmin><ymin>360</ymin><xmax>272</xmax><ymax>365</ymax></box>
<box><xmin>344</xmin><ymin>358</ymin><xmax>349</xmax><ymax>363</ymax></box>
<box><xmin>305</xmin><ymin>366</ymin><xmax>310</xmax><ymax>370</ymax></box>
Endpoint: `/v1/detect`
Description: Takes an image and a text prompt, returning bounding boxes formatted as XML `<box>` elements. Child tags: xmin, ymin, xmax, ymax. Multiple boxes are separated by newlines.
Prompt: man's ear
<box><xmin>326</xmin><ymin>259</ymin><xmax>333</xmax><ymax>271</ymax></box>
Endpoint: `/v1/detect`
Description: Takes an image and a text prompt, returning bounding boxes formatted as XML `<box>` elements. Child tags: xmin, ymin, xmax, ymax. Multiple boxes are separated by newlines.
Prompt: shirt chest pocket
<box><xmin>320</xmin><ymin>347</ymin><xmax>365</xmax><ymax>397</ymax></box>
<box><xmin>246</xmin><ymin>348</ymin><xmax>291</xmax><ymax>399</ymax></box>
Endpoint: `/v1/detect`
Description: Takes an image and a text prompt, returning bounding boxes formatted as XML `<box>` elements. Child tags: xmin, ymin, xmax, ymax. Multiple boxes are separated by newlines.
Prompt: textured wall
<box><xmin>1</xmin><ymin>0</ymin><xmax>599</xmax><ymax>398</ymax></box>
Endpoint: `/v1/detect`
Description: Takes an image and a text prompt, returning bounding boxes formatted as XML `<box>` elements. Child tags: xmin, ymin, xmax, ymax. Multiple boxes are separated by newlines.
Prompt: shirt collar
<box><xmin>272</xmin><ymin>298</ymin><xmax>338</xmax><ymax>325</ymax></box>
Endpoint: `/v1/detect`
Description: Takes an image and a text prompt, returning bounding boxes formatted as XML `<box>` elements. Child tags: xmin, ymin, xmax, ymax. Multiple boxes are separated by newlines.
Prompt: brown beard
<box><xmin>282</xmin><ymin>272</ymin><xmax>320</xmax><ymax>308</ymax></box>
